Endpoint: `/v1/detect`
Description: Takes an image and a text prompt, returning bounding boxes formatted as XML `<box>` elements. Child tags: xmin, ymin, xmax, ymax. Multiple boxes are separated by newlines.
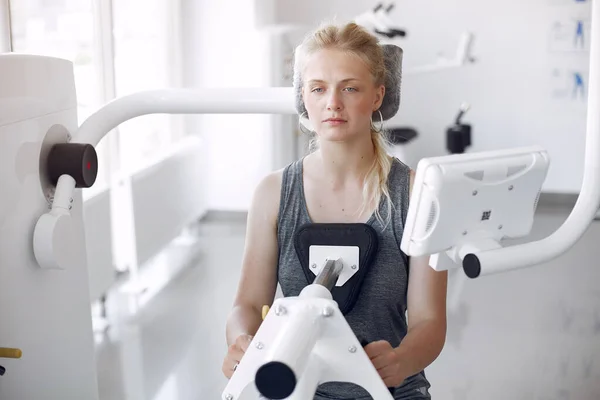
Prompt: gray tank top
<box><xmin>276</xmin><ymin>157</ymin><xmax>432</xmax><ymax>400</ymax></box>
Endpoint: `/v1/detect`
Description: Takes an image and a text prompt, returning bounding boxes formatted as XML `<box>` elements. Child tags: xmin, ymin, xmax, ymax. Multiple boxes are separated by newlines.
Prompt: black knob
<box><xmin>446</xmin><ymin>124</ymin><xmax>472</xmax><ymax>154</ymax></box>
<box><xmin>47</xmin><ymin>143</ymin><xmax>98</xmax><ymax>188</ymax></box>
<box><xmin>0</xmin><ymin>365</ymin><xmax>5</xmax><ymax>376</ymax></box>
<box><xmin>463</xmin><ymin>253</ymin><xmax>481</xmax><ymax>278</ymax></box>
<box><xmin>255</xmin><ymin>361</ymin><xmax>297</xmax><ymax>399</ymax></box>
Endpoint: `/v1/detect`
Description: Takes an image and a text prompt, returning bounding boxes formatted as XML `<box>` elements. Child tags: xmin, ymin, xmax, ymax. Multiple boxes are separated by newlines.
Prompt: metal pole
<box><xmin>313</xmin><ymin>259</ymin><xmax>344</xmax><ymax>291</ymax></box>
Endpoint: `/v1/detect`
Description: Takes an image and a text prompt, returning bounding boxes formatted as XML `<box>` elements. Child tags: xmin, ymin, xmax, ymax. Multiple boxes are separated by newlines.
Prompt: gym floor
<box><xmin>94</xmin><ymin>203</ymin><xmax>600</xmax><ymax>400</ymax></box>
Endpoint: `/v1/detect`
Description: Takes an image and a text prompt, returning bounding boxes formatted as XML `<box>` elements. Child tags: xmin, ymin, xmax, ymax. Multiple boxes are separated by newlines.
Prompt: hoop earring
<box><xmin>370</xmin><ymin>110</ymin><xmax>384</xmax><ymax>133</ymax></box>
<box><xmin>299</xmin><ymin>111</ymin><xmax>313</xmax><ymax>134</ymax></box>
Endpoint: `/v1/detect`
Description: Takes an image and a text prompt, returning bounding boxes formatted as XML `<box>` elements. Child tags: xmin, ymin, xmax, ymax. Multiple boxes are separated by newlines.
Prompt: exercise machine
<box><xmin>1</xmin><ymin>1</ymin><xmax>600</xmax><ymax>398</ymax></box>
<box><xmin>353</xmin><ymin>2</ymin><xmax>476</xmax><ymax>75</ymax></box>
<box><xmin>355</xmin><ymin>2</ymin><xmax>407</xmax><ymax>39</ymax></box>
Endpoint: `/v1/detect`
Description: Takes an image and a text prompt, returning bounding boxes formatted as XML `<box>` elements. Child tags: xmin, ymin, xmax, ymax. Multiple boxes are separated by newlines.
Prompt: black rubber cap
<box><xmin>255</xmin><ymin>361</ymin><xmax>297</xmax><ymax>399</ymax></box>
<box><xmin>446</xmin><ymin>124</ymin><xmax>472</xmax><ymax>154</ymax></box>
<box><xmin>0</xmin><ymin>365</ymin><xmax>5</xmax><ymax>376</ymax></box>
<box><xmin>463</xmin><ymin>254</ymin><xmax>481</xmax><ymax>278</ymax></box>
<box><xmin>47</xmin><ymin>143</ymin><xmax>98</xmax><ymax>188</ymax></box>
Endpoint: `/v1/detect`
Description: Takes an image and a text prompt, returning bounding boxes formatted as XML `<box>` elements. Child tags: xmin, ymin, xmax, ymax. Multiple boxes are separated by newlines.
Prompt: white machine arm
<box><xmin>223</xmin><ymin>260</ymin><xmax>395</xmax><ymax>400</ymax></box>
<box><xmin>32</xmin><ymin>87</ymin><xmax>297</xmax><ymax>271</ymax></box>
<box><xmin>73</xmin><ymin>87</ymin><xmax>296</xmax><ymax>147</ymax></box>
<box><xmin>458</xmin><ymin>0</ymin><xmax>600</xmax><ymax>277</ymax></box>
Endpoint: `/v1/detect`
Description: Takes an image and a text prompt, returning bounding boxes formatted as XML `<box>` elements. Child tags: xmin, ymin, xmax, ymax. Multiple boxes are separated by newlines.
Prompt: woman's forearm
<box><xmin>394</xmin><ymin>318</ymin><xmax>446</xmax><ymax>381</ymax></box>
<box><xmin>225</xmin><ymin>304</ymin><xmax>263</xmax><ymax>346</ymax></box>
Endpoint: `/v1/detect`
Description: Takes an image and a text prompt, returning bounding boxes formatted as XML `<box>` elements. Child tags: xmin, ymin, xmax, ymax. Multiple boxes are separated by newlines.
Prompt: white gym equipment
<box><xmin>1</xmin><ymin>1</ymin><xmax>600</xmax><ymax>398</ymax></box>
<box><xmin>354</xmin><ymin>2</ymin><xmax>476</xmax><ymax>74</ymax></box>
<box><xmin>401</xmin><ymin>146</ymin><xmax>550</xmax><ymax>274</ymax></box>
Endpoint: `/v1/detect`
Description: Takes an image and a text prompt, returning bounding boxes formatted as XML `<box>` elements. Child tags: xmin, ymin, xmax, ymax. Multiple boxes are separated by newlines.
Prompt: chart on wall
<box><xmin>547</xmin><ymin>0</ymin><xmax>591</xmax><ymax>103</ymax></box>
<box><xmin>550</xmin><ymin>67</ymin><xmax>589</xmax><ymax>101</ymax></box>
<box><xmin>548</xmin><ymin>18</ymin><xmax>591</xmax><ymax>52</ymax></box>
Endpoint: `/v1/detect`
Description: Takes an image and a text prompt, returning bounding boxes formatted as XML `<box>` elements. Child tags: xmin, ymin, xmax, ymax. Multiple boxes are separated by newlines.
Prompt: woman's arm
<box><xmin>365</xmin><ymin>170</ymin><xmax>448</xmax><ymax>386</ymax></box>
<box><xmin>393</xmin><ymin>253</ymin><xmax>447</xmax><ymax>382</ymax></box>
<box><xmin>394</xmin><ymin>169</ymin><xmax>448</xmax><ymax>381</ymax></box>
<box><xmin>225</xmin><ymin>170</ymin><xmax>282</xmax><ymax>346</ymax></box>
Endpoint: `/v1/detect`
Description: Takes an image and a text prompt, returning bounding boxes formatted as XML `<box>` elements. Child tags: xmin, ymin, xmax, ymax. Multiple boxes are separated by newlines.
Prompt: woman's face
<box><xmin>301</xmin><ymin>48</ymin><xmax>385</xmax><ymax>143</ymax></box>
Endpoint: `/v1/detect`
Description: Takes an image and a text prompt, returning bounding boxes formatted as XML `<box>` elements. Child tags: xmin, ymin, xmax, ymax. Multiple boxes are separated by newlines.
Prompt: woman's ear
<box><xmin>374</xmin><ymin>84</ymin><xmax>386</xmax><ymax>111</ymax></box>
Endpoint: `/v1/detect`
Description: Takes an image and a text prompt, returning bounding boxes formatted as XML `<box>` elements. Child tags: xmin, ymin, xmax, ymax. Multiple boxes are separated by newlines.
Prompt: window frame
<box><xmin>2</xmin><ymin>0</ymin><xmax>186</xmax><ymax>197</ymax></box>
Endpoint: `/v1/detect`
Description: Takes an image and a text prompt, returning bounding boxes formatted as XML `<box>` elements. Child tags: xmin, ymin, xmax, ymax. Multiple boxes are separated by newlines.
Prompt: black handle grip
<box><xmin>388</xmin><ymin>127</ymin><xmax>418</xmax><ymax>145</ymax></box>
<box><xmin>391</xmin><ymin>28</ymin><xmax>407</xmax><ymax>37</ymax></box>
<box><xmin>47</xmin><ymin>143</ymin><xmax>98</xmax><ymax>188</ymax></box>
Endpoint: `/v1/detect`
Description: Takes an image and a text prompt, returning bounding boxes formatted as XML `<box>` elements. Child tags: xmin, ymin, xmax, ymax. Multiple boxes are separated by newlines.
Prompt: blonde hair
<box><xmin>294</xmin><ymin>21</ymin><xmax>394</xmax><ymax>226</ymax></box>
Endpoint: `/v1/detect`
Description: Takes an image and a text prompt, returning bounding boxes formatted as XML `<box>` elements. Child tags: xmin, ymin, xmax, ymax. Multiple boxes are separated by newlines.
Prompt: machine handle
<box><xmin>0</xmin><ymin>348</ymin><xmax>22</xmax><ymax>359</ymax></box>
<box><xmin>0</xmin><ymin>348</ymin><xmax>22</xmax><ymax>377</ymax></box>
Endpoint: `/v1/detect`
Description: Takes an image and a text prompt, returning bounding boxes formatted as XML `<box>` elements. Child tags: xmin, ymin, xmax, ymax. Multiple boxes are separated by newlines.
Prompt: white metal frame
<box><xmin>222</xmin><ymin>284</ymin><xmax>395</xmax><ymax>400</ymax></box>
<box><xmin>466</xmin><ymin>1</ymin><xmax>600</xmax><ymax>276</ymax></box>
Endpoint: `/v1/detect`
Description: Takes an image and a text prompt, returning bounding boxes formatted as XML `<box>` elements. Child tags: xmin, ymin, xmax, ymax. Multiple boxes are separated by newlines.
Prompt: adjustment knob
<box><xmin>47</xmin><ymin>143</ymin><xmax>98</xmax><ymax>188</ymax></box>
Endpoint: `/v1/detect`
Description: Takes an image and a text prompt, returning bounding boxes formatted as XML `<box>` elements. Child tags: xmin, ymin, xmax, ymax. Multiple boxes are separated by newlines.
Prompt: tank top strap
<box><xmin>277</xmin><ymin>158</ymin><xmax>310</xmax><ymax>245</ymax></box>
<box><xmin>387</xmin><ymin>157</ymin><xmax>413</xmax><ymax>270</ymax></box>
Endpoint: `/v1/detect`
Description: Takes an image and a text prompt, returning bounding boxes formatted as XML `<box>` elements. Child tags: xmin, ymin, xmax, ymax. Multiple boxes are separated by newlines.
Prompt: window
<box><xmin>9</xmin><ymin>0</ymin><xmax>109</xmax><ymax>191</ymax></box>
<box><xmin>7</xmin><ymin>0</ymin><xmax>184</xmax><ymax>190</ymax></box>
<box><xmin>112</xmin><ymin>0</ymin><xmax>184</xmax><ymax>171</ymax></box>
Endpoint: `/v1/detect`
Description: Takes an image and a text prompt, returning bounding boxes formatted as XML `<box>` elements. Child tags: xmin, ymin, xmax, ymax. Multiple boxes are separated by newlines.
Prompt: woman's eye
<box><xmin>311</xmin><ymin>87</ymin><xmax>323</xmax><ymax>93</ymax></box>
<box><xmin>344</xmin><ymin>87</ymin><xmax>357</xmax><ymax>92</ymax></box>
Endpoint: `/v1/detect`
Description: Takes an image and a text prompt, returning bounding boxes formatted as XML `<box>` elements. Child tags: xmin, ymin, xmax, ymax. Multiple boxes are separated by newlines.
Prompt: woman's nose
<box><xmin>327</xmin><ymin>93</ymin><xmax>343</xmax><ymax>110</ymax></box>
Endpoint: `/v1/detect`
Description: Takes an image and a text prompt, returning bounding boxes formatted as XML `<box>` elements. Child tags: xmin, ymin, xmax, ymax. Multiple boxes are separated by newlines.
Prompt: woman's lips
<box><xmin>323</xmin><ymin>118</ymin><xmax>347</xmax><ymax>125</ymax></box>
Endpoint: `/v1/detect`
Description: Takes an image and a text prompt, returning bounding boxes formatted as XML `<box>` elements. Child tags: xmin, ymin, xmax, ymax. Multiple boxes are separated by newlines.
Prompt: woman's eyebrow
<box><xmin>306</xmin><ymin>78</ymin><xmax>361</xmax><ymax>84</ymax></box>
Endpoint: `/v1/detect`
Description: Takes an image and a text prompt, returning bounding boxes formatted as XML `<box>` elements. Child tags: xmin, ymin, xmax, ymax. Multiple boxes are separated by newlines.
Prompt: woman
<box><xmin>222</xmin><ymin>21</ymin><xmax>448</xmax><ymax>399</ymax></box>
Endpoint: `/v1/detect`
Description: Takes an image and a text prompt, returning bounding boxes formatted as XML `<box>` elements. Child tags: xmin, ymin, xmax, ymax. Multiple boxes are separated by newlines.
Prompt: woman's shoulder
<box><xmin>252</xmin><ymin>157</ymin><xmax>303</xmax><ymax>216</ymax></box>
<box><xmin>255</xmin><ymin>168</ymin><xmax>284</xmax><ymax>200</ymax></box>
<box><xmin>249</xmin><ymin>169</ymin><xmax>285</xmax><ymax>222</ymax></box>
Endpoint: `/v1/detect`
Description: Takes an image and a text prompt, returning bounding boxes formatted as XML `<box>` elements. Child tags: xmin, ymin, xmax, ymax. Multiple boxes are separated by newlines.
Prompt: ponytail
<box><xmin>359</xmin><ymin>129</ymin><xmax>393</xmax><ymax>227</ymax></box>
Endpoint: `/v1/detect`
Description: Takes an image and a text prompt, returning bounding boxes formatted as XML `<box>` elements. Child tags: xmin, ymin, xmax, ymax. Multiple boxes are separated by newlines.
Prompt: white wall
<box><xmin>181</xmin><ymin>0</ymin><xmax>592</xmax><ymax>211</ymax></box>
<box><xmin>273</xmin><ymin>0</ymin><xmax>591</xmax><ymax>194</ymax></box>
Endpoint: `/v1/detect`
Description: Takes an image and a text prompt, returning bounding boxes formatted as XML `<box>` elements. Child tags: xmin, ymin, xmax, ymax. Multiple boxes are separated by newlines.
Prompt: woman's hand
<box><xmin>364</xmin><ymin>340</ymin><xmax>405</xmax><ymax>387</ymax></box>
<box><xmin>222</xmin><ymin>334</ymin><xmax>254</xmax><ymax>379</ymax></box>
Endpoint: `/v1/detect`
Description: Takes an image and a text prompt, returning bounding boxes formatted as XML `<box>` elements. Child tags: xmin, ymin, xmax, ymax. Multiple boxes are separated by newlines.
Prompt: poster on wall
<box><xmin>550</xmin><ymin>67</ymin><xmax>589</xmax><ymax>101</ymax></box>
<box><xmin>548</xmin><ymin>18</ymin><xmax>591</xmax><ymax>52</ymax></box>
<box><xmin>547</xmin><ymin>0</ymin><xmax>590</xmax><ymax>104</ymax></box>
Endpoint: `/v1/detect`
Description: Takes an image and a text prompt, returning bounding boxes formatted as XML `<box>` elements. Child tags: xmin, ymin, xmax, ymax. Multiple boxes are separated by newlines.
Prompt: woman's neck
<box><xmin>312</xmin><ymin>135</ymin><xmax>376</xmax><ymax>188</ymax></box>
